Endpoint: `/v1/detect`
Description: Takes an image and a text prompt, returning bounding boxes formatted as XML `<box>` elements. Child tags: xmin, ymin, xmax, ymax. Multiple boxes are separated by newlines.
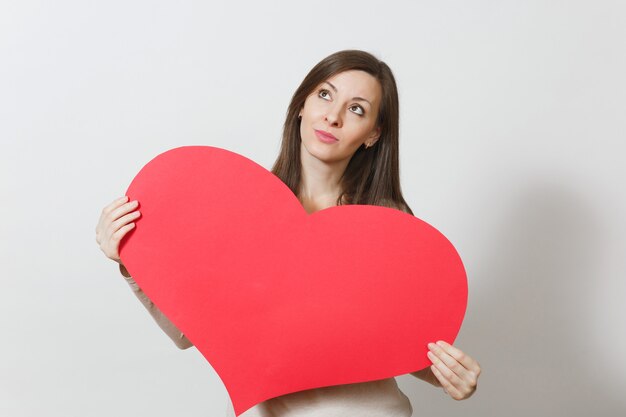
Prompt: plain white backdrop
<box><xmin>1</xmin><ymin>1</ymin><xmax>625</xmax><ymax>416</ymax></box>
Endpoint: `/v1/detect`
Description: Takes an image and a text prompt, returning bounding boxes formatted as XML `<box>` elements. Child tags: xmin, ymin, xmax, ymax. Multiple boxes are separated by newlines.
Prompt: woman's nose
<box><xmin>325</xmin><ymin>106</ymin><xmax>342</xmax><ymax>127</ymax></box>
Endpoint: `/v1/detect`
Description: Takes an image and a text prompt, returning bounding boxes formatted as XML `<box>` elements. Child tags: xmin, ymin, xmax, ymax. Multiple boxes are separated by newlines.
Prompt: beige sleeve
<box><xmin>119</xmin><ymin>263</ymin><xmax>194</xmax><ymax>350</ymax></box>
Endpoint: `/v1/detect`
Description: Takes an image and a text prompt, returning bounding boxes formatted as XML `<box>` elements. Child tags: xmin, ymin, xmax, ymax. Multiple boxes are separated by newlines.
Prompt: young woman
<box><xmin>96</xmin><ymin>49</ymin><xmax>481</xmax><ymax>416</ymax></box>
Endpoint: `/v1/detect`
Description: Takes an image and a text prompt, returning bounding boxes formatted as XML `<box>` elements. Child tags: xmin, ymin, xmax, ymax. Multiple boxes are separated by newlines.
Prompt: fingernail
<box><xmin>428</xmin><ymin>343</ymin><xmax>436</xmax><ymax>350</ymax></box>
<box><xmin>436</xmin><ymin>341</ymin><xmax>445</xmax><ymax>347</ymax></box>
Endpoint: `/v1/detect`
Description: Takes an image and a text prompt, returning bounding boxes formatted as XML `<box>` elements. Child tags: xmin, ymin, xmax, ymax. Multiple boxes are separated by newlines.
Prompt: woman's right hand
<box><xmin>97</xmin><ymin>196</ymin><xmax>192</xmax><ymax>349</ymax></box>
<box><xmin>95</xmin><ymin>195</ymin><xmax>141</xmax><ymax>264</ymax></box>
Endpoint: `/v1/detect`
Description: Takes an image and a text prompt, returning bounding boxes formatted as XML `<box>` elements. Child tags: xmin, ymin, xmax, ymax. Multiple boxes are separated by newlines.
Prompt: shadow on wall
<box><xmin>401</xmin><ymin>179</ymin><xmax>625</xmax><ymax>416</ymax></box>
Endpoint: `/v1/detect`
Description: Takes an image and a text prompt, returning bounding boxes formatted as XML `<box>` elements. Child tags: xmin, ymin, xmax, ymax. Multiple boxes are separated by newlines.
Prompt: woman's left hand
<box><xmin>426</xmin><ymin>340</ymin><xmax>481</xmax><ymax>400</ymax></box>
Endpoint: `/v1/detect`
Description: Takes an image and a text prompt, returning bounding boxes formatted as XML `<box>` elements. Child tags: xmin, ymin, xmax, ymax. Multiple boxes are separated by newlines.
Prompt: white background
<box><xmin>1</xmin><ymin>1</ymin><xmax>625</xmax><ymax>416</ymax></box>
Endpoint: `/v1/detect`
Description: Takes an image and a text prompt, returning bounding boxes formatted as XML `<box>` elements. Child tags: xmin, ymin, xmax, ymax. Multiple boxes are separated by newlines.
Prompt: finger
<box><xmin>106</xmin><ymin>207</ymin><xmax>140</xmax><ymax>240</ymax></box>
<box><xmin>109</xmin><ymin>200</ymin><xmax>139</xmax><ymax>224</ymax></box>
<box><xmin>430</xmin><ymin>365</ymin><xmax>463</xmax><ymax>400</ymax></box>
<box><xmin>429</xmin><ymin>342</ymin><xmax>480</xmax><ymax>396</ymax></box>
<box><xmin>435</xmin><ymin>340</ymin><xmax>481</xmax><ymax>375</ymax></box>
<box><xmin>428</xmin><ymin>343</ymin><xmax>469</xmax><ymax>381</ymax></box>
<box><xmin>110</xmin><ymin>222</ymin><xmax>135</xmax><ymax>245</ymax></box>
<box><xmin>110</xmin><ymin>210</ymin><xmax>141</xmax><ymax>233</ymax></box>
<box><xmin>103</xmin><ymin>195</ymin><xmax>129</xmax><ymax>216</ymax></box>
<box><xmin>99</xmin><ymin>220</ymin><xmax>134</xmax><ymax>260</ymax></box>
<box><xmin>427</xmin><ymin>350</ymin><xmax>463</xmax><ymax>387</ymax></box>
<box><xmin>97</xmin><ymin>196</ymin><xmax>129</xmax><ymax>231</ymax></box>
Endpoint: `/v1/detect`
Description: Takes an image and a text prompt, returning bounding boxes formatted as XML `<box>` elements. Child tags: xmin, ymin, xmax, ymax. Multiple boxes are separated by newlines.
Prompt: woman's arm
<box><xmin>391</xmin><ymin>202</ymin><xmax>480</xmax><ymax>398</ymax></box>
<box><xmin>119</xmin><ymin>263</ymin><xmax>194</xmax><ymax>350</ymax></box>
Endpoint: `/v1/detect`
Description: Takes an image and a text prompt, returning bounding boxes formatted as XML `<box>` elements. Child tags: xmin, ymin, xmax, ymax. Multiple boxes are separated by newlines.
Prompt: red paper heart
<box><xmin>120</xmin><ymin>146</ymin><xmax>467</xmax><ymax>415</ymax></box>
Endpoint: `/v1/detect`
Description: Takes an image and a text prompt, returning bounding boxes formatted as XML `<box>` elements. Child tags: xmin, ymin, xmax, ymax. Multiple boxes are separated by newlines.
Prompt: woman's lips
<box><xmin>314</xmin><ymin>129</ymin><xmax>338</xmax><ymax>143</ymax></box>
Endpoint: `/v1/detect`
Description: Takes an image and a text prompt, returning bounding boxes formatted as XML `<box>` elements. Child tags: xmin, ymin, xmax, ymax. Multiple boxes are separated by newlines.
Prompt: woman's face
<box><xmin>299</xmin><ymin>70</ymin><xmax>382</xmax><ymax>164</ymax></box>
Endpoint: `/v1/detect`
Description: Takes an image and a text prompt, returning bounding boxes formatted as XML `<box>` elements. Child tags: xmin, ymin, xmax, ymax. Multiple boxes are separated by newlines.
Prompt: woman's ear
<box><xmin>373</xmin><ymin>126</ymin><xmax>381</xmax><ymax>139</ymax></box>
<box><xmin>366</xmin><ymin>126</ymin><xmax>381</xmax><ymax>147</ymax></box>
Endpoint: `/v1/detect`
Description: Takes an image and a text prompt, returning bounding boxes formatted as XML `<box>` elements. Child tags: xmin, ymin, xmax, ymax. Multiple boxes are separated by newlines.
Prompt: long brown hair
<box><xmin>271</xmin><ymin>49</ymin><xmax>413</xmax><ymax>215</ymax></box>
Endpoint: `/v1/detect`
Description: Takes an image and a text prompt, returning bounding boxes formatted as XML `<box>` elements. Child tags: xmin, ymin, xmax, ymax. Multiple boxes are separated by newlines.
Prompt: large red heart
<box><xmin>119</xmin><ymin>146</ymin><xmax>467</xmax><ymax>415</ymax></box>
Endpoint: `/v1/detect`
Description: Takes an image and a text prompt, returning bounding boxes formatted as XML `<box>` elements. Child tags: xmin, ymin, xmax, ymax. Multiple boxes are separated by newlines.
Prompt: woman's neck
<box><xmin>298</xmin><ymin>144</ymin><xmax>349</xmax><ymax>212</ymax></box>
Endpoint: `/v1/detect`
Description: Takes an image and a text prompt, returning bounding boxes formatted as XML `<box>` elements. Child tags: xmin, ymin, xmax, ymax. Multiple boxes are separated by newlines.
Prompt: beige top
<box><xmin>225</xmin><ymin>378</ymin><xmax>412</xmax><ymax>417</ymax></box>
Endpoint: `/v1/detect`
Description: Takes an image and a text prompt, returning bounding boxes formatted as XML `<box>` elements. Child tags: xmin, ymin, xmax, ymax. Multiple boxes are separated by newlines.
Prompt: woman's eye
<box><xmin>318</xmin><ymin>89</ymin><xmax>364</xmax><ymax>116</ymax></box>
<box><xmin>350</xmin><ymin>105</ymin><xmax>364</xmax><ymax>116</ymax></box>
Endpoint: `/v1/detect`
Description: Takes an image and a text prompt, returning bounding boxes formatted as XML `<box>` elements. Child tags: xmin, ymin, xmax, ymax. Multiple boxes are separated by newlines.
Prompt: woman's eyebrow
<box><xmin>323</xmin><ymin>81</ymin><xmax>372</xmax><ymax>106</ymax></box>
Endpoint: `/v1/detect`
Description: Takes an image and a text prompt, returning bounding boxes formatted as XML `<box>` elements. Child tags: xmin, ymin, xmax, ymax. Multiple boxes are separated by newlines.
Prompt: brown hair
<box><xmin>271</xmin><ymin>49</ymin><xmax>413</xmax><ymax>215</ymax></box>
